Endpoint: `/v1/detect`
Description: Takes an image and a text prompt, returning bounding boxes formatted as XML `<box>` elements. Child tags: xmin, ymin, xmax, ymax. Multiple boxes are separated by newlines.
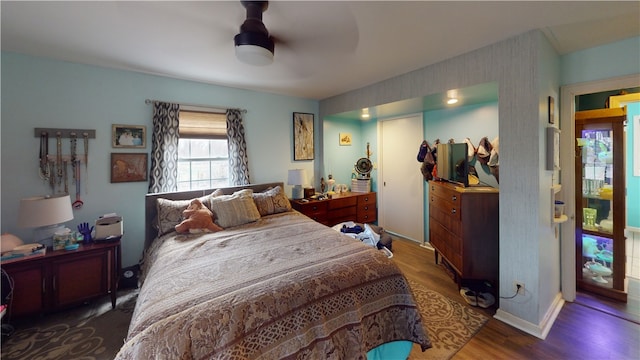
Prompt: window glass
<box><xmin>177</xmin><ymin>109</ymin><xmax>229</xmax><ymax>189</ymax></box>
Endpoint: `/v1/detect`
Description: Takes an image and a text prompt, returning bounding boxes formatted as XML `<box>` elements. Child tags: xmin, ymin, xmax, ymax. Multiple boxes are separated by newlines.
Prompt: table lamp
<box><xmin>287</xmin><ymin>169</ymin><xmax>308</xmax><ymax>200</ymax></box>
<box><xmin>18</xmin><ymin>194</ymin><xmax>74</xmax><ymax>246</ymax></box>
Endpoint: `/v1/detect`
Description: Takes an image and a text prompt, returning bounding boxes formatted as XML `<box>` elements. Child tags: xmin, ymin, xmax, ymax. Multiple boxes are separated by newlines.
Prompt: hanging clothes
<box><xmin>417</xmin><ymin>140</ymin><xmax>437</xmax><ymax>181</ymax></box>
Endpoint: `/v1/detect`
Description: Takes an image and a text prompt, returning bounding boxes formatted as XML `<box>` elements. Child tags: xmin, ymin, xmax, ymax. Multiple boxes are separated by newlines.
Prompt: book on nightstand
<box><xmin>0</xmin><ymin>243</ymin><xmax>46</xmax><ymax>264</ymax></box>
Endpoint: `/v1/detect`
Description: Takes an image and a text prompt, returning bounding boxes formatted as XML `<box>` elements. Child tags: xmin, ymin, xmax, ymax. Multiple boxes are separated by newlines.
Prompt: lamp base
<box><xmin>33</xmin><ymin>224</ymin><xmax>68</xmax><ymax>249</ymax></box>
<box><xmin>292</xmin><ymin>185</ymin><xmax>304</xmax><ymax>200</ymax></box>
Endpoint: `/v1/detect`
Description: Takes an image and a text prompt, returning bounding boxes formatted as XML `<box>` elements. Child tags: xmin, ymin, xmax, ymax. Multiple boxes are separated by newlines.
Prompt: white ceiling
<box><xmin>2</xmin><ymin>1</ymin><xmax>639</xmax><ymax>101</ymax></box>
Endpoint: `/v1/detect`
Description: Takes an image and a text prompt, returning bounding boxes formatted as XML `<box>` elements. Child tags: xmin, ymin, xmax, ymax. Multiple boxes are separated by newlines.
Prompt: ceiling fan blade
<box><xmin>266</xmin><ymin>2</ymin><xmax>359</xmax><ymax>56</ymax></box>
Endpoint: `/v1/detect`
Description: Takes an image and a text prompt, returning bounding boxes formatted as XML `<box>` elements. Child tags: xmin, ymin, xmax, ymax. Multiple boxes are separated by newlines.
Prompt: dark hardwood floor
<box><xmin>391</xmin><ymin>238</ymin><xmax>640</xmax><ymax>360</ymax></box>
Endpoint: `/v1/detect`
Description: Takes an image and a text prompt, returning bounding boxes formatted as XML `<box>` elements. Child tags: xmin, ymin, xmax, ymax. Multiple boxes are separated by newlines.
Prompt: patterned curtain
<box><xmin>227</xmin><ymin>109</ymin><xmax>250</xmax><ymax>185</ymax></box>
<box><xmin>148</xmin><ymin>102</ymin><xmax>180</xmax><ymax>193</ymax></box>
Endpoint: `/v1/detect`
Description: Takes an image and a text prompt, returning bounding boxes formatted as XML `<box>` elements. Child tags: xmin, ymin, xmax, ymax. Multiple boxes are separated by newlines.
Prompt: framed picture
<box><xmin>111</xmin><ymin>153</ymin><xmax>148</xmax><ymax>183</ymax></box>
<box><xmin>339</xmin><ymin>132</ymin><xmax>352</xmax><ymax>146</ymax></box>
<box><xmin>112</xmin><ymin>124</ymin><xmax>146</xmax><ymax>148</ymax></box>
<box><xmin>548</xmin><ymin>96</ymin><xmax>555</xmax><ymax>124</ymax></box>
<box><xmin>293</xmin><ymin>112</ymin><xmax>314</xmax><ymax>160</ymax></box>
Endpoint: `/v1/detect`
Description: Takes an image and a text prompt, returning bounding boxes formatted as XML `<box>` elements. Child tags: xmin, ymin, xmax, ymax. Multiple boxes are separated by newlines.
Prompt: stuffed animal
<box><xmin>175</xmin><ymin>199</ymin><xmax>223</xmax><ymax>233</ymax></box>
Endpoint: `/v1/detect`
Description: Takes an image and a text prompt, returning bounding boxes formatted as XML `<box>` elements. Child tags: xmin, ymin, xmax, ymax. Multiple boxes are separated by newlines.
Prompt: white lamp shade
<box><xmin>18</xmin><ymin>194</ymin><xmax>74</xmax><ymax>228</ymax></box>
<box><xmin>287</xmin><ymin>169</ymin><xmax>308</xmax><ymax>186</ymax></box>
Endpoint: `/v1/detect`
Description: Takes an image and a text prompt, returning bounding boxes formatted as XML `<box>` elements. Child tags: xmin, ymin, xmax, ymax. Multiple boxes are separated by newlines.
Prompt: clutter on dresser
<box><xmin>94</xmin><ymin>213</ymin><xmax>123</xmax><ymax>242</ymax></box>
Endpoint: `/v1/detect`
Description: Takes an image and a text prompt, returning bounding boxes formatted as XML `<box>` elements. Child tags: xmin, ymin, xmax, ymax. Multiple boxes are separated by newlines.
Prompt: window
<box><xmin>177</xmin><ymin>110</ymin><xmax>229</xmax><ymax>190</ymax></box>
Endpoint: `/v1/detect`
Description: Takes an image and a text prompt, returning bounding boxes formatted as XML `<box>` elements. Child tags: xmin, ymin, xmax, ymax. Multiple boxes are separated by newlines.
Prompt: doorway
<box><xmin>378</xmin><ymin>114</ymin><xmax>424</xmax><ymax>243</ymax></box>
<box><xmin>560</xmin><ymin>75</ymin><xmax>639</xmax><ymax>305</ymax></box>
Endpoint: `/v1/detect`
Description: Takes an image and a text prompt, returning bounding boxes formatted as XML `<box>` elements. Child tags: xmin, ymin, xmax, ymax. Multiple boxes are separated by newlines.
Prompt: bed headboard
<box><xmin>144</xmin><ymin>182</ymin><xmax>284</xmax><ymax>248</ymax></box>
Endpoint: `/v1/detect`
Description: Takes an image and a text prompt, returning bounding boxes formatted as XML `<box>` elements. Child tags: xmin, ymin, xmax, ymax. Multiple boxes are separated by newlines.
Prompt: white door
<box><xmin>379</xmin><ymin>114</ymin><xmax>424</xmax><ymax>243</ymax></box>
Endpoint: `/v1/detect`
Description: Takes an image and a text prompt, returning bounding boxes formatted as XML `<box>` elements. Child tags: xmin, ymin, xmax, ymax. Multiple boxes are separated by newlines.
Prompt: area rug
<box><xmin>1</xmin><ymin>289</ymin><xmax>138</xmax><ymax>360</ymax></box>
<box><xmin>0</xmin><ymin>281</ymin><xmax>487</xmax><ymax>360</ymax></box>
<box><xmin>407</xmin><ymin>279</ymin><xmax>489</xmax><ymax>359</ymax></box>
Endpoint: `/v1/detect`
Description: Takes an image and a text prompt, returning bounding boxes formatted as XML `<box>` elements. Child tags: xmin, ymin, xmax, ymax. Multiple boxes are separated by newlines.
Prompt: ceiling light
<box><xmin>234</xmin><ymin>33</ymin><xmax>274</xmax><ymax>66</ymax></box>
<box><xmin>361</xmin><ymin>108</ymin><xmax>370</xmax><ymax>119</ymax></box>
<box><xmin>234</xmin><ymin>1</ymin><xmax>274</xmax><ymax>66</ymax></box>
<box><xmin>446</xmin><ymin>89</ymin><xmax>459</xmax><ymax>105</ymax></box>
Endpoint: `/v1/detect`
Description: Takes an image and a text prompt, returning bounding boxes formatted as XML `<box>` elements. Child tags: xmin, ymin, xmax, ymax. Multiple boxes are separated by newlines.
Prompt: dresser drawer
<box><xmin>328</xmin><ymin>206</ymin><xmax>357</xmax><ymax>225</ymax></box>
<box><xmin>357</xmin><ymin>194</ymin><xmax>376</xmax><ymax>206</ymax></box>
<box><xmin>429</xmin><ymin>194</ymin><xmax>461</xmax><ymax>221</ymax></box>
<box><xmin>292</xmin><ymin>201</ymin><xmax>328</xmax><ymax>224</ymax></box>
<box><xmin>357</xmin><ymin>207</ymin><xmax>377</xmax><ymax>223</ymax></box>
<box><xmin>327</xmin><ymin>196</ymin><xmax>357</xmax><ymax>210</ymax></box>
<box><xmin>429</xmin><ymin>219</ymin><xmax>463</xmax><ymax>272</ymax></box>
<box><xmin>357</xmin><ymin>194</ymin><xmax>376</xmax><ymax>223</ymax></box>
<box><xmin>429</xmin><ymin>204</ymin><xmax>461</xmax><ymax>237</ymax></box>
<box><xmin>430</xmin><ymin>182</ymin><xmax>461</xmax><ymax>206</ymax></box>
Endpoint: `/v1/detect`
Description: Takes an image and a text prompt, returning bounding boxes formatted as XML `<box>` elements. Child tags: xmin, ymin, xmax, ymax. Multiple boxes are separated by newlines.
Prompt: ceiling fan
<box><xmin>230</xmin><ymin>0</ymin><xmax>359</xmax><ymax>71</ymax></box>
<box><xmin>234</xmin><ymin>1</ymin><xmax>275</xmax><ymax>66</ymax></box>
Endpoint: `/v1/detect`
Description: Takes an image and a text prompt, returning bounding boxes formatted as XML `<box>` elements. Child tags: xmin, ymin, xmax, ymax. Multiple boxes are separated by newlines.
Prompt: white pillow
<box><xmin>209</xmin><ymin>189</ymin><xmax>261</xmax><ymax>228</ymax></box>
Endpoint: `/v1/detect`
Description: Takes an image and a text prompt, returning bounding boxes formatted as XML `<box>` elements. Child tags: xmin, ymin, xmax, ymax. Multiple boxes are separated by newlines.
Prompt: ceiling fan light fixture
<box><xmin>235</xmin><ymin>44</ymin><xmax>273</xmax><ymax>66</ymax></box>
<box><xmin>234</xmin><ymin>1</ymin><xmax>274</xmax><ymax>66</ymax></box>
<box><xmin>234</xmin><ymin>32</ymin><xmax>274</xmax><ymax>66</ymax></box>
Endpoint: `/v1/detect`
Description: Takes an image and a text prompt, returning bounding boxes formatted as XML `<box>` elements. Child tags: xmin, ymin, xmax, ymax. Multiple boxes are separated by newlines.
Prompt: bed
<box><xmin>115</xmin><ymin>182</ymin><xmax>431</xmax><ymax>359</ymax></box>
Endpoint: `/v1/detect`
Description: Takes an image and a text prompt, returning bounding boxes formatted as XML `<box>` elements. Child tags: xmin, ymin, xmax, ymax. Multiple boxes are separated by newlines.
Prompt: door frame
<box><xmin>559</xmin><ymin>73</ymin><xmax>638</xmax><ymax>301</ymax></box>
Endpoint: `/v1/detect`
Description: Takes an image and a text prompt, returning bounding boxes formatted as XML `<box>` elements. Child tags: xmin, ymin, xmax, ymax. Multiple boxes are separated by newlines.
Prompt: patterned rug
<box><xmin>0</xmin><ymin>281</ymin><xmax>487</xmax><ymax>360</ymax></box>
<box><xmin>407</xmin><ymin>280</ymin><xmax>489</xmax><ymax>359</ymax></box>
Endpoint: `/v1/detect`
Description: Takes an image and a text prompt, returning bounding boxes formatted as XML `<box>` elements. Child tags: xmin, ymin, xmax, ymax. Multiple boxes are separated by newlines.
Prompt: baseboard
<box><xmin>494</xmin><ymin>292</ymin><xmax>565</xmax><ymax>340</ymax></box>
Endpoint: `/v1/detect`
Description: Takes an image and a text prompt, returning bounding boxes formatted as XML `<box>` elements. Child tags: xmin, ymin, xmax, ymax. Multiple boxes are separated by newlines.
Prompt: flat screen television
<box><xmin>436</xmin><ymin>142</ymin><xmax>469</xmax><ymax>187</ymax></box>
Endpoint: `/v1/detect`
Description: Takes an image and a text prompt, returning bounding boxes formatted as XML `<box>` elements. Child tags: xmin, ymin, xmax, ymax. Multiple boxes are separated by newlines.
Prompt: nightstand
<box><xmin>0</xmin><ymin>240</ymin><xmax>121</xmax><ymax>318</ymax></box>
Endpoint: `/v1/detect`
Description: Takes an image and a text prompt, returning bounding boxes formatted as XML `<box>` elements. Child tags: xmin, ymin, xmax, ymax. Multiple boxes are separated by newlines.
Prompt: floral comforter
<box><xmin>115</xmin><ymin>211</ymin><xmax>430</xmax><ymax>359</ymax></box>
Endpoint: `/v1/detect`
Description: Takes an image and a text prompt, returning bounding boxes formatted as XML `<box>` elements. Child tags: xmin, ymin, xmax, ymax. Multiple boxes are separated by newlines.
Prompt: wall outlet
<box><xmin>514</xmin><ymin>282</ymin><xmax>525</xmax><ymax>295</ymax></box>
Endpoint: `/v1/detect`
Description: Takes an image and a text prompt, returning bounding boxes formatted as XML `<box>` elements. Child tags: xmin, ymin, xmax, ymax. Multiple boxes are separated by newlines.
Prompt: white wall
<box><xmin>1</xmin><ymin>52</ymin><xmax>318</xmax><ymax>267</ymax></box>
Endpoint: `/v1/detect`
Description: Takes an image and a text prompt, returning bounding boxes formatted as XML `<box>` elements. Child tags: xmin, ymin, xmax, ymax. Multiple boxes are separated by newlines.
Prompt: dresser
<box><xmin>291</xmin><ymin>192</ymin><xmax>376</xmax><ymax>226</ymax></box>
<box><xmin>428</xmin><ymin>181</ymin><xmax>499</xmax><ymax>292</ymax></box>
<box><xmin>1</xmin><ymin>240</ymin><xmax>121</xmax><ymax>318</ymax></box>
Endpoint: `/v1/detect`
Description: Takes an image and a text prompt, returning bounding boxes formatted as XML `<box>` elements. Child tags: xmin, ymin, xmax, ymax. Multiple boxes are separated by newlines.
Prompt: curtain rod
<box><xmin>144</xmin><ymin>99</ymin><xmax>246</xmax><ymax>113</ymax></box>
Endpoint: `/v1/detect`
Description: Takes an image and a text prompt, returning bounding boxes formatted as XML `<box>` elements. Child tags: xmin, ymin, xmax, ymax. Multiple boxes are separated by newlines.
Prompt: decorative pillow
<box><xmin>208</xmin><ymin>189</ymin><xmax>261</xmax><ymax>228</ymax></box>
<box><xmin>156</xmin><ymin>195</ymin><xmax>210</xmax><ymax>236</ymax></box>
<box><xmin>253</xmin><ymin>186</ymin><xmax>292</xmax><ymax>216</ymax></box>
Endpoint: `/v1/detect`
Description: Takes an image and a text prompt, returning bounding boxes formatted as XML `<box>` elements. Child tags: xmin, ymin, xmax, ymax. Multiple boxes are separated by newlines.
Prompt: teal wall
<box><xmin>321</xmin><ymin>117</ymin><xmax>365</xmax><ymax>189</ymax></box>
<box><xmin>1</xmin><ymin>52</ymin><xmax>318</xmax><ymax>267</ymax></box>
<box><xmin>627</xmin><ymin>102</ymin><xmax>640</xmax><ymax>228</ymax></box>
<box><xmin>324</xmin><ymin>102</ymin><xmax>499</xmax><ymax>239</ymax></box>
<box><xmin>561</xmin><ymin>36</ymin><xmax>640</xmax><ymax>85</ymax></box>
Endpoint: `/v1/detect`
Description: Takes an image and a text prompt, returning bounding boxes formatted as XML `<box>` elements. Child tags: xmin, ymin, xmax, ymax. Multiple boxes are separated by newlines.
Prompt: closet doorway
<box><xmin>378</xmin><ymin>114</ymin><xmax>424</xmax><ymax>243</ymax></box>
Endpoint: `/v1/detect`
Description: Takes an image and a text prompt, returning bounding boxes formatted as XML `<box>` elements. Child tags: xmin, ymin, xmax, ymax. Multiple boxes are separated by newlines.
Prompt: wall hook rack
<box><xmin>34</xmin><ymin>128</ymin><xmax>96</xmax><ymax>139</ymax></box>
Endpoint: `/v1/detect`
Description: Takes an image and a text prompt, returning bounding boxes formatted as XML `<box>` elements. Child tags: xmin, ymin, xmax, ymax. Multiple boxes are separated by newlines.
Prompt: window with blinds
<box><xmin>177</xmin><ymin>110</ymin><xmax>229</xmax><ymax>190</ymax></box>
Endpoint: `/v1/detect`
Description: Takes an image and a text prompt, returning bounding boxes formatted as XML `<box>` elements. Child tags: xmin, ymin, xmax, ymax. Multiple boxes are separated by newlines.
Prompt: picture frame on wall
<box><xmin>293</xmin><ymin>112</ymin><xmax>314</xmax><ymax>160</ymax></box>
<box><xmin>339</xmin><ymin>132</ymin><xmax>352</xmax><ymax>146</ymax></box>
<box><xmin>112</xmin><ymin>124</ymin><xmax>146</xmax><ymax>148</ymax></box>
<box><xmin>111</xmin><ymin>153</ymin><xmax>148</xmax><ymax>183</ymax></box>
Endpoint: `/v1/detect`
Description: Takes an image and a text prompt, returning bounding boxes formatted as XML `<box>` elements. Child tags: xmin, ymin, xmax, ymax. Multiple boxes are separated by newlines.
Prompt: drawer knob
<box><xmin>451</xmin><ymin>208</ymin><xmax>456</xmax><ymax>214</ymax></box>
<box><xmin>452</xmin><ymin>195</ymin><xmax>457</xmax><ymax>201</ymax></box>
<box><xmin>364</xmin><ymin>206</ymin><xmax>369</xmax><ymax>210</ymax></box>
